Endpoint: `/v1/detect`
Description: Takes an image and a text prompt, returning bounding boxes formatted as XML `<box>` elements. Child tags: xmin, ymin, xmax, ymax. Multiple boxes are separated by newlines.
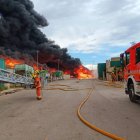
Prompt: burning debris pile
<box><xmin>0</xmin><ymin>0</ymin><xmax>92</xmax><ymax>78</ymax></box>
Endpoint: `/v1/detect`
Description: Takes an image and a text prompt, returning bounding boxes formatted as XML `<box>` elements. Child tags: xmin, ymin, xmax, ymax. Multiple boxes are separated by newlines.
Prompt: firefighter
<box><xmin>111</xmin><ymin>72</ymin><xmax>116</xmax><ymax>82</ymax></box>
<box><xmin>34</xmin><ymin>71</ymin><xmax>42</xmax><ymax>100</ymax></box>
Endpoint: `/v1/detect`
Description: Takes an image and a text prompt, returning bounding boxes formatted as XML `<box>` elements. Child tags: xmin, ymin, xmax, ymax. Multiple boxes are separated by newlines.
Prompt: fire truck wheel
<box><xmin>129</xmin><ymin>84</ymin><xmax>138</xmax><ymax>102</ymax></box>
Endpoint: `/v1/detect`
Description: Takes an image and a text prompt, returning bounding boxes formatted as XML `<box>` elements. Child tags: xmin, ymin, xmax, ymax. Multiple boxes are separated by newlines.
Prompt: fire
<box><xmin>5</xmin><ymin>58</ymin><xmax>24</xmax><ymax>68</ymax></box>
<box><xmin>49</xmin><ymin>68</ymin><xmax>57</xmax><ymax>73</ymax></box>
<box><xmin>64</xmin><ymin>70</ymin><xmax>70</xmax><ymax>75</ymax></box>
<box><xmin>74</xmin><ymin>65</ymin><xmax>93</xmax><ymax>79</ymax></box>
<box><xmin>33</xmin><ymin>64</ymin><xmax>46</xmax><ymax>71</ymax></box>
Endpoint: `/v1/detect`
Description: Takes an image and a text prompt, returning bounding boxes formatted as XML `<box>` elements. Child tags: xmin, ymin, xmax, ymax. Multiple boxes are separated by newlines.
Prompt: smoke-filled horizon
<box><xmin>0</xmin><ymin>0</ymin><xmax>82</xmax><ymax>73</ymax></box>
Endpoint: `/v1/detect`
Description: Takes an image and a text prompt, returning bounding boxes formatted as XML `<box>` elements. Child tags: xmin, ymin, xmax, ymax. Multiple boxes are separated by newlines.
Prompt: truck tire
<box><xmin>128</xmin><ymin>84</ymin><xmax>138</xmax><ymax>102</ymax></box>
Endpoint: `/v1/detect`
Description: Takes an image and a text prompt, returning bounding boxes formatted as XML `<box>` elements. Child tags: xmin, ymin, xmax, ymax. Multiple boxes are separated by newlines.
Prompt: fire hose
<box><xmin>44</xmin><ymin>82</ymin><xmax>125</xmax><ymax>139</ymax></box>
<box><xmin>77</xmin><ymin>88</ymin><xmax>125</xmax><ymax>140</ymax></box>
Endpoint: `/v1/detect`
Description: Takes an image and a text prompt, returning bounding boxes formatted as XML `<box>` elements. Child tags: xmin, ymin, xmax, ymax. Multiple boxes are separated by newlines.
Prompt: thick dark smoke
<box><xmin>0</xmin><ymin>0</ymin><xmax>81</xmax><ymax>73</ymax></box>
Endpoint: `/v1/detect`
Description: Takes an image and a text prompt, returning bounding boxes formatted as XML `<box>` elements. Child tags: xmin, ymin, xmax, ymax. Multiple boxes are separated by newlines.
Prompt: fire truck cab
<box><xmin>120</xmin><ymin>42</ymin><xmax>140</xmax><ymax>102</ymax></box>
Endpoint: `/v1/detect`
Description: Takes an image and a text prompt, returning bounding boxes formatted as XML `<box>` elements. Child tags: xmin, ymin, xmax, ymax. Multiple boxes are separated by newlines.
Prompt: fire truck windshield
<box><xmin>136</xmin><ymin>47</ymin><xmax>140</xmax><ymax>64</ymax></box>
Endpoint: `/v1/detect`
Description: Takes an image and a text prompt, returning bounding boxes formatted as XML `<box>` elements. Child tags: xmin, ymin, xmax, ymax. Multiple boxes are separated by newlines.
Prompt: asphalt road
<box><xmin>0</xmin><ymin>79</ymin><xmax>139</xmax><ymax>140</ymax></box>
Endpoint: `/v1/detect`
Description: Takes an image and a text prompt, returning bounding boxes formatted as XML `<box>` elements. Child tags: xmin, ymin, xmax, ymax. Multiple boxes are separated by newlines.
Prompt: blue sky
<box><xmin>32</xmin><ymin>0</ymin><xmax>140</xmax><ymax>69</ymax></box>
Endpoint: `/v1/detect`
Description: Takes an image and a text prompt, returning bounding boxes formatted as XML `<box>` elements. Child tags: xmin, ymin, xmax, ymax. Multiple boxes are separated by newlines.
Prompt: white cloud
<box><xmin>32</xmin><ymin>0</ymin><xmax>140</xmax><ymax>64</ymax></box>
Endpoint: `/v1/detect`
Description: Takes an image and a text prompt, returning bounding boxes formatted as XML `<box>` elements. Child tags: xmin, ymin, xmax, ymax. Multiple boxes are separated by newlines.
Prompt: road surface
<box><xmin>0</xmin><ymin>79</ymin><xmax>140</xmax><ymax>140</ymax></box>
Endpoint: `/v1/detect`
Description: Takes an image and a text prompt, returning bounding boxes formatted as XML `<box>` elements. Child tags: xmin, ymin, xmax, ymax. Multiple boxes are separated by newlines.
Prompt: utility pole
<box><xmin>58</xmin><ymin>59</ymin><xmax>60</xmax><ymax>71</ymax></box>
<box><xmin>37</xmin><ymin>50</ymin><xmax>39</xmax><ymax>69</ymax></box>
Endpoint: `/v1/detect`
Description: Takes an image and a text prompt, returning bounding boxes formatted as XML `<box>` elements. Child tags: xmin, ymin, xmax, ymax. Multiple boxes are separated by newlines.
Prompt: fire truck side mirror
<box><xmin>120</xmin><ymin>53</ymin><xmax>125</xmax><ymax>66</ymax></box>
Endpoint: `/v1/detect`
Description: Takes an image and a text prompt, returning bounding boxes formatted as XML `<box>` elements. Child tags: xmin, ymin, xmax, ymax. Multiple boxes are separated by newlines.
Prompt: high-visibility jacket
<box><xmin>34</xmin><ymin>77</ymin><xmax>41</xmax><ymax>88</ymax></box>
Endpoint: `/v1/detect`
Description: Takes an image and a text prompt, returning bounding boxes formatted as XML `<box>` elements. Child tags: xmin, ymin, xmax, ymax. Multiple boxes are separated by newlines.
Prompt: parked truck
<box><xmin>120</xmin><ymin>42</ymin><xmax>140</xmax><ymax>102</ymax></box>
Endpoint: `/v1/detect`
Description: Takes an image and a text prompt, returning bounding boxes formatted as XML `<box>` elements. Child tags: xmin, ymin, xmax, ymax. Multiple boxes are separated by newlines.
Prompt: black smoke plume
<box><xmin>0</xmin><ymin>0</ymin><xmax>81</xmax><ymax>74</ymax></box>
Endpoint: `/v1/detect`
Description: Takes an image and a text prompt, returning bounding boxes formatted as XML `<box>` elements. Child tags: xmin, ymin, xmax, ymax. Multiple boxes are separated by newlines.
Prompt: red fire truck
<box><xmin>120</xmin><ymin>42</ymin><xmax>140</xmax><ymax>102</ymax></box>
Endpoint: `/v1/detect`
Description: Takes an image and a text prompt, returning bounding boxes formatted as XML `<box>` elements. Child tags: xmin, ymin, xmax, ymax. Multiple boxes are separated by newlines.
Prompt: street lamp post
<box><xmin>37</xmin><ymin>50</ymin><xmax>39</xmax><ymax>69</ymax></box>
<box><xmin>58</xmin><ymin>59</ymin><xmax>60</xmax><ymax>71</ymax></box>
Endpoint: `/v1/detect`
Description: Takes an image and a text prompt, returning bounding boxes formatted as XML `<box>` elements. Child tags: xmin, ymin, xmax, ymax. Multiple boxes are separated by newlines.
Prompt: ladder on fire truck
<box><xmin>0</xmin><ymin>68</ymin><xmax>33</xmax><ymax>85</ymax></box>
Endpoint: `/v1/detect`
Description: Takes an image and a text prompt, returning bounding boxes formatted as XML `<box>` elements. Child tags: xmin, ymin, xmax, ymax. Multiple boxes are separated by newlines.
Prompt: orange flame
<box><xmin>74</xmin><ymin>65</ymin><xmax>93</xmax><ymax>79</ymax></box>
<box><xmin>5</xmin><ymin>58</ymin><xmax>24</xmax><ymax>69</ymax></box>
<box><xmin>33</xmin><ymin>64</ymin><xmax>46</xmax><ymax>71</ymax></box>
<box><xmin>64</xmin><ymin>70</ymin><xmax>70</xmax><ymax>75</ymax></box>
<box><xmin>49</xmin><ymin>68</ymin><xmax>57</xmax><ymax>73</ymax></box>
